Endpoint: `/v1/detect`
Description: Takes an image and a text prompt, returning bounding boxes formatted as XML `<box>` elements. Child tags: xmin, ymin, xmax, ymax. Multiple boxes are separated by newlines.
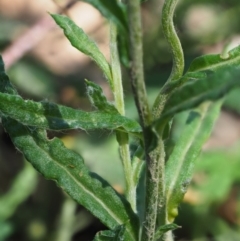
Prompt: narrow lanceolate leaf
<box><xmin>2</xmin><ymin>118</ymin><xmax>139</xmax><ymax>241</ymax></box>
<box><xmin>165</xmin><ymin>101</ymin><xmax>222</xmax><ymax>222</ymax></box>
<box><xmin>188</xmin><ymin>45</ymin><xmax>240</xmax><ymax>72</ymax></box>
<box><xmin>82</xmin><ymin>0</ymin><xmax>127</xmax><ymax>33</ymax></box>
<box><xmin>155</xmin><ymin>67</ymin><xmax>240</xmax><ymax>128</ymax></box>
<box><xmin>0</xmin><ymin>93</ymin><xmax>141</xmax><ymax>134</ymax></box>
<box><xmin>93</xmin><ymin>225</ymin><xmax>125</xmax><ymax>241</ymax></box>
<box><xmin>51</xmin><ymin>14</ymin><xmax>113</xmax><ymax>87</ymax></box>
<box><xmin>85</xmin><ymin>80</ymin><xmax>118</xmax><ymax>114</ymax></box>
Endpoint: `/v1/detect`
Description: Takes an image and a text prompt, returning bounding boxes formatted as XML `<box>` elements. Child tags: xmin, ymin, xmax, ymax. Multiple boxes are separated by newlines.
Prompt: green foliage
<box><xmin>165</xmin><ymin>101</ymin><xmax>222</xmax><ymax>222</ymax></box>
<box><xmin>187</xmin><ymin>45</ymin><xmax>240</xmax><ymax>72</ymax></box>
<box><xmin>154</xmin><ymin>223</ymin><xmax>180</xmax><ymax>241</ymax></box>
<box><xmin>2</xmin><ymin>118</ymin><xmax>139</xmax><ymax>240</ymax></box>
<box><xmin>85</xmin><ymin>80</ymin><xmax>119</xmax><ymax>114</ymax></box>
<box><xmin>51</xmin><ymin>14</ymin><xmax>113</xmax><ymax>87</ymax></box>
<box><xmin>0</xmin><ymin>92</ymin><xmax>141</xmax><ymax>133</ymax></box>
<box><xmin>159</xmin><ymin>67</ymin><xmax>240</xmax><ymax>121</ymax></box>
<box><xmin>1</xmin><ymin>1</ymin><xmax>240</xmax><ymax>241</ymax></box>
<box><xmin>93</xmin><ymin>225</ymin><xmax>125</xmax><ymax>241</ymax></box>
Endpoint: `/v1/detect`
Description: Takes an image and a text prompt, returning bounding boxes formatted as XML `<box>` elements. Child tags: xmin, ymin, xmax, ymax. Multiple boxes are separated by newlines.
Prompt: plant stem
<box><xmin>142</xmin><ymin>1</ymin><xmax>184</xmax><ymax>240</ymax></box>
<box><xmin>110</xmin><ymin>22</ymin><xmax>136</xmax><ymax>212</ymax></box>
<box><xmin>142</xmin><ymin>141</ymin><xmax>165</xmax><ymax>241</ymax></box>
<box><xmin>152</xmin><ymin>0</ymin><xmax>184</xmax><ymax>120</ymax></box>
<box><xmin>126</xmin><ymin>2</ymin><xmax>165</xmax><ymax>241</ymax></box>
<box><xmin>126</xmin><ymin>0</ymin><xmax>152</xmax><ymax>128</ymax></box>
<box><xmin>110</xmin><ymin>22</ymin><xmax>125</xmax><ymax>116</ymax></box>
<box><xmin>162</xmin><ymin>0</ymin><xmax>184</xmax><ymax>82</ymax></box>
<box><xmin>152</xmin><ymin>1</ymin><xmax>184</xmax><ymax>240</ymax></box>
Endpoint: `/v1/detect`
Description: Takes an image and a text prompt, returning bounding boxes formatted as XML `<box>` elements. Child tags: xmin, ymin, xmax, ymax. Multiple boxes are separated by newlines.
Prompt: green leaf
<box><xmin>154</xmin><ymin>223</ymin><xmax>180</xmax><ymax>241</ymax></box>
<box><xmin>165</xmin><ymin>101</ymin><xmax>222</xmax><ymax>222</ymax></box>
<box><xmin>188</xmin><ymin>45</ymin><xmax>240</xmax><ymax>72</ymax></box>
<box><xmin>2</xmin><ymin>118</ymin><xmax>139</xmax><ymax>241</ymax></box>
<box><xmin>0</xmin><ymin>93</ymin><xmax>142</xmax><ymax>134</ymax></box>
<box><xmin>93</xmin><ymin>225</ymin><xmax>125</xmax><ymax>241</ymax></box>
<box><xmin>85</xmin><ymin>80</ymin><xmax>118</xmax><ymax>114</ymax></box>
<box><xmin>0</xmin><ymin>56</ymin><xmax>139</xmax><ymax>241</ymax></box>
<box><xmin>51</xmin><ymin>14</ymin><xmax>113</xmax><ymax>87</ymax></box>
<box><xmin>82</xmin><ymin>0</ymin><xmax>128</xmax><ymax>33</ymax></box>
<box><xmin>0</xmin><ymin>162</ymin><xmax>37</xmax><ymax>221</ymax></box>
<box><xmin>155</xmin><ymin>67</ymin><xmax>240</xmax><ymax>130</ymax></box>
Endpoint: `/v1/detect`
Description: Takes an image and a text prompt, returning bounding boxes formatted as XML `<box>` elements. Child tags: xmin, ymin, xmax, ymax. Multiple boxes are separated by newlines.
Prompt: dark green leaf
<box><xmin>165</xmin><ymin>101</ymin><xmax>222</xmax><ymax>222</ymax></box>
<box><xmin>85</xmin><ymin>80</ymin><xmax>118</xmax><ymax>114</ymax></box>
<box><xmin>0</xmin><ymin>56</ymin><xmax>139</xmax><ymax>241</ymax></box>
<box><xmin>51</xmin><ymin>14</ymin><xmax>113</xmax><ymax>87</ymax></box>
<box><xmin>82</xmin><ymin>0</ymin><xmax>128</xmax><ymax>33</ymax></box>
<box><xmin>2</xmin><ymin>118</ymin><xmax>139</xmax><ymax>241</ymax></box>
<box><xmin>187</xmin><ymin>45</ymin><xmax>240</xmax><ymax>72</ymax></box>
<box><xmin>0</xmin><ymin>93</ymin><xmax>141</xmax><ymax>134</ymax></box>
<box><xmin>154</xmin><ymin>223</ymin><xmax>180</xmax><ymax>240</ymax></box>
<box><xmin>155</xmin><ymin>67</ymin><xmax>240</xmax><ymax>130</ymax></box>
<box><xmin>93</xmin><ymin>225</ymin><xmax>125</xmax><ymax>241</ymax></box>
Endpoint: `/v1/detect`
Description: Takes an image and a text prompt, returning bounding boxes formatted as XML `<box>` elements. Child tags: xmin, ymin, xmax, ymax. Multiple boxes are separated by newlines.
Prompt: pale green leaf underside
<box><xmin>165</xmin><ymin>101</ymin><xmax>222</xmax><ymax>218</ymax></box>
<box><xmin>85</xmin><ymin>80</ymin><xmax>119</xmax><ymax>114</ymax></box>
<box><xmin>188</xmin><ymin>45</ymin><xmax>240</xmax><ymax>72</ymax></box>
<box><xmin>0</xmin><ymin>93</ymin><xmax>141</xmax><ymax>134</ymax></box>
<box><xmin>51</xmin><ymin>14</ymin><xmax>113</xmax><ymax>87</ymax></box>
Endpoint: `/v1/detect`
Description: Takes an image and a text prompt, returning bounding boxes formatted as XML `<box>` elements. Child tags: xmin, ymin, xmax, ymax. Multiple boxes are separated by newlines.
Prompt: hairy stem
<box><xmin>126</xmin><ymin>0</ymin><xmax>152</xmax><ymax>128</ymax></box>
<box><xmin>152</xmin><ymin>0</ymin><xmax>184</xmax><ymax>119</ymax></box>
<box><xmin>141</xmin><ymin>1</ymin><xmax>184</xmax><ymax>240</ymax></box>
<box><xmin>126</xmin><ymin>2</ymin><xmax>167</xmax><ymax>240</ymax></box>
<box><xmin>110</xmin><ymin>22</ymin><xmax>136</xmax><ymax>212</ymax></box>
<box><xmin>162</xmin><ymin>0</ymin><xmax>184</xmax><ymax>82</ymax></box>
<box><xmin>142</xmin><ymin>141</ymin><xmax>165</xmax><ymax>241</ymax></box>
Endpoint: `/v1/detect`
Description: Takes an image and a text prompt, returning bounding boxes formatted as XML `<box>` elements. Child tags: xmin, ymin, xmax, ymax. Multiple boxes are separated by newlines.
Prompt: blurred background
<box><xmin>1</xmin><ymin>0</ymin><xmax>240</xmax><ymax>240</ymax></box>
